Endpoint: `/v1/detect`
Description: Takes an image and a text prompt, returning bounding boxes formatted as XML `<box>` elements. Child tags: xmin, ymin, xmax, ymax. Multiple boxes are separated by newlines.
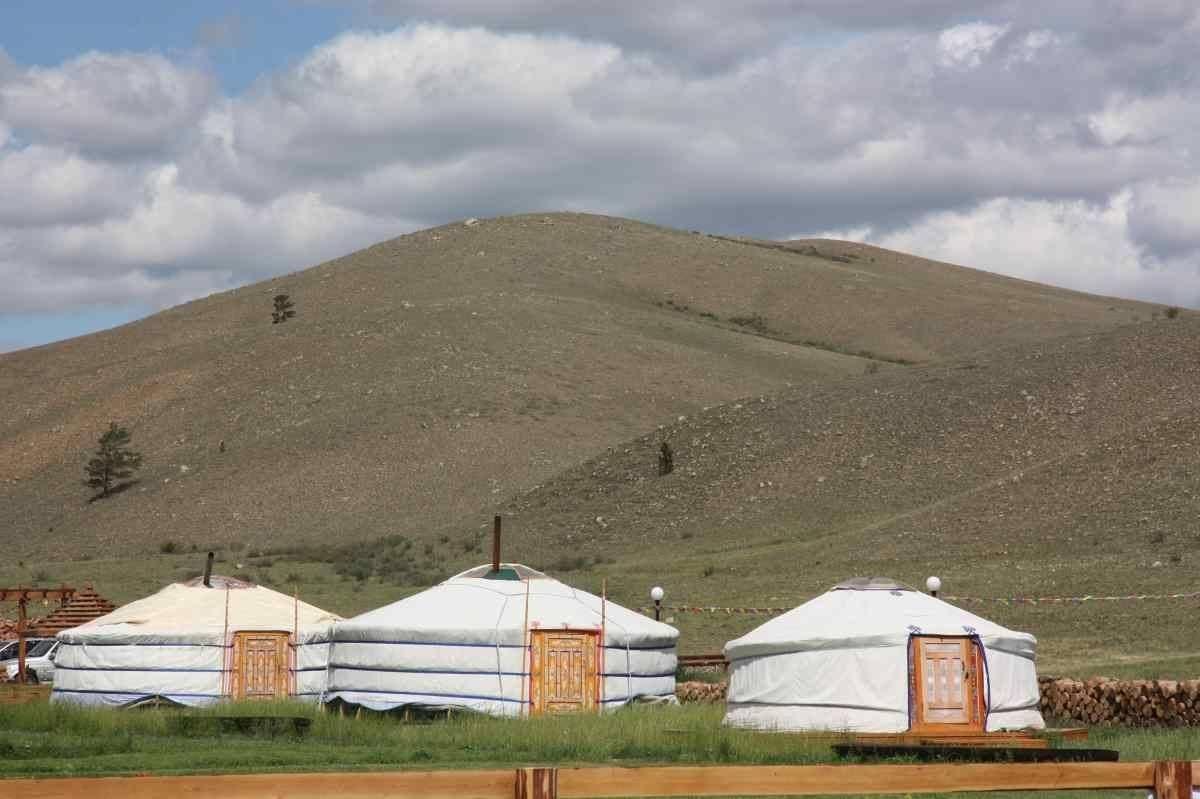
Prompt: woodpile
<box><xmin>676</xmin><ymin>676</ymin><xmax>1200</xmax><ymax>728</ymax></box>
<box><xmin>0</xmin><ymin>619</ymin><xmax>19</xmax><ymax>640</ymax></box>
<box><xmin>676</xmin><ymin>680</ymin><xmax>727</xmax><ymax>703</ymax></box>
<box><xmin>1039</xmin><ymin>676</ymin><xmax>1200</xmax><ymax>727</ymax></box>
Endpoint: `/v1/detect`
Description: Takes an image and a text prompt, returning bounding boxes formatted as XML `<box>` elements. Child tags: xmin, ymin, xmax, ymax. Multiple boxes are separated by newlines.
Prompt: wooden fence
<box><xmin>0</xmin><ymin>684</ymin><xmax>51</xmax><ymax>705</ymax></box>
<box><xmin>4</xmin><ymin>761</ymin><xmax>1196</xmax><ymax>798</ymax></box>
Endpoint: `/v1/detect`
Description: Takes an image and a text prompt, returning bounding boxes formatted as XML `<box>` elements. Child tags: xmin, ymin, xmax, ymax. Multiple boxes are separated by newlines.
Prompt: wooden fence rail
<box><xmin>4</xmin><ymin>761</ymin><xmax>1196</xmax><ymax>798</ymax></box>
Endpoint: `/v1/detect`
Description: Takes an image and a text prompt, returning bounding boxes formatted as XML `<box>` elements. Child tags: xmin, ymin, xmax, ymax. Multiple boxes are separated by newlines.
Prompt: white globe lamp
<box><xmin>925</xmin><ymin>576</ymin><xmax>942</xmax><ymax>597</ymax></box>
<box><xmin>650</xmin><ymin>586</ymin><xmax>665</xmax><ymax>620</ymax></box>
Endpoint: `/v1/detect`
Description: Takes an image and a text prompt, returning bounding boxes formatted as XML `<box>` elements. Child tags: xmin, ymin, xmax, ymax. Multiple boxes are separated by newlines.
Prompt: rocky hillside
<box><xmin>0</xmin><ymin>213</ymin><xmax>1151</xmax><ymax>561</ymax></box>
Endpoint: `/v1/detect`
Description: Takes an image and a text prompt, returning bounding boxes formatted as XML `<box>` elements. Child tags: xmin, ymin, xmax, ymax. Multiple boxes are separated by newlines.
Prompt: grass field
<box><xmin>4</xmin><ymin>544</ymin><xmax>1198</xmax><ymax>681</ymax></box>
<box><xmin>1</xmin><ymin>700</ymin><xmax>1197</xmax><ymax>799</ymax></box>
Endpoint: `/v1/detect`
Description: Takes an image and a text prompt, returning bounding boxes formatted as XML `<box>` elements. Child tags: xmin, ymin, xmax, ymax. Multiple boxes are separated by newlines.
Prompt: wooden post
<box><xmin>16</xmin><ymin>597</ymin><xmax>27</xmax><ymax>684</ymax></box>
<box><xmin>514</xmin><ymin>768</ymin><xmax>557</xmax><ymax>799</ymax></box>
<box><xmin>1154</xmin><ymin>760</ymin><xmax>1193</xmax><ymax>799</ymax></box>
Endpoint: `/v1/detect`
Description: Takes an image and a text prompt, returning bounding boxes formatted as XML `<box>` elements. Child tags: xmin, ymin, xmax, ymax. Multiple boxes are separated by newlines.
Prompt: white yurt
<box><xmin>324</xmin><ymin>563</ymin><xmax>678</xmax><ymax>716</ymax></box>
<box><xmin>52</xmin><ymin>574</ymin><xmax>341</xmax><ymax>707</ymax></box>
<box><xmin>723</xmin><ymin>578</ymin><xmax>1044</xmax><ymax>734</ymax></box>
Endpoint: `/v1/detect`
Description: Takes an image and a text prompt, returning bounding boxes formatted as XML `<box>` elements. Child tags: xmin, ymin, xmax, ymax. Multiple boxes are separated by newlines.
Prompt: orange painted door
<box><xmin>530</xmin><ymin>630</ymin><xmax>598</xmax><ymax>715</ymax></box>
<box><xmin>912</xmin><ymin>636</ymin><xmax>984</xmax><ymax>730</ymax></box>
<box><xmin>231</xmin><ymin>631</ymin><xmax>290</xmax><ymax>700</ymax></box>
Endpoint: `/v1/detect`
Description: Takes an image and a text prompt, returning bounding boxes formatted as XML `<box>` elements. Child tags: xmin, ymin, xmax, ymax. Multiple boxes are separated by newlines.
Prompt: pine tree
<box><xmin>84</xmin><ymin>422</ymin><xmax>143</xmax><ymax>498</ymax></box>
<box><xmin>272</xmin><ymin>293</ymin><xmax>296</xmax><ymax>324</ymax></box>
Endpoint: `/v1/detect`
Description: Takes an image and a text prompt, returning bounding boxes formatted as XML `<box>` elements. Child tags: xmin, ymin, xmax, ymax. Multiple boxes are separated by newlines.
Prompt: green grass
<box><xmin>2</xmin><ymin>701</ymin><xmax>1197</xmax><ymax>783</ymax></box>
<box><xmin>0</xmin><ymin>702</ymin><xmax>838</xmax><ymax>778</ymax></box>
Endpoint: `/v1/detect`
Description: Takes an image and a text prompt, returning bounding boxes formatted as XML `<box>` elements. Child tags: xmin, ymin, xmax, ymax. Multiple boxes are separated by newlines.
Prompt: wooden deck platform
<box><xmin>791</xmin><ymin>729</ymin><xmax>1087</xmax><ymax>750</ymax></box>
<box><xmin>833</xmin><ymin>743</ymin><xmax>1119</xmax><ymax>763</ymax></box>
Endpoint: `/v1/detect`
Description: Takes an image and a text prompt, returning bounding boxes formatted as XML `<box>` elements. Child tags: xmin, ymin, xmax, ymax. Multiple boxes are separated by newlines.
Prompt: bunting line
<box><xmin>640</xmin><ymin>590</ymin><xmax>1200</xmax><ymax>616</ymax></box>
<box><xmin>943</xmin><ymin>590</ymin><xmax>1200</xmax><ymax>605</ymax></box>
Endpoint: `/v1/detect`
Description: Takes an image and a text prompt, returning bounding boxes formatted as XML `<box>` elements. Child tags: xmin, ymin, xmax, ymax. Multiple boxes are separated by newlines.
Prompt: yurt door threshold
<box><xmin>529</xmin><ymin>629</ymin><xmax>599</xmax><ymax>715</ymax></box>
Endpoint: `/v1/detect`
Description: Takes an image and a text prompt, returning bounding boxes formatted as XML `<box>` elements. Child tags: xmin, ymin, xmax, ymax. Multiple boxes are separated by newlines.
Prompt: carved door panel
<box><xmin>231</xmin><ymin>631</ymin><xmax>290</xmax><ymax>700</ymax></box>
<box><xmin>911</xmin><ymin>636</ymin><xmax>984</xmax><ymax>731</ymax></box>
<box><xmin>530</xmin><ymin>630</ymin><xmax>597</xmax><ymax>715</ymax></box>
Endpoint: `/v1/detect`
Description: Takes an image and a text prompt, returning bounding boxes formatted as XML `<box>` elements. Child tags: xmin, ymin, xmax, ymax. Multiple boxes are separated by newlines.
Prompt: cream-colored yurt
<box><xmin>324</xmin><ymin>563</ymin><xmax>678</xmax><ymax>716</ymax></box>
<box><xmin>52</xmin><ymin>575</ymin><xmax>340</xmax><ymax>707</ymax></box>
<box><xmin>723</xmin><ymin>578</ymin><xmax>1044</xmax><ymax>733</ymax></box>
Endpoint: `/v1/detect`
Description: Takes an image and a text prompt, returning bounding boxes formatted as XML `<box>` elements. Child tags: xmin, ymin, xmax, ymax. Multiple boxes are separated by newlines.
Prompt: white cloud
<box><xmin>0</xmin><ymin>51</ymin><xmax>213</xmax><ymax>158</ymax></box>
<box><xmin>2</xmin><ymin>10</ymin><xmax>1199</xmax><ymax>325</ymax></box>
<box><xmin>1128</xmin><ymin>178</ymin><xmax>1200</xmax><ymax>257</ymax></box>
<box><xmin>0</xmin><ymin>145</ymin><xmax>140</xmax><ymax>226</ymax></box>
<box><xmin>820</xmin><ymin>192</ymin><xmax>1200</xmax><ymax>308</ymax></box>
<box><xmin>937</xmin><ymin>22</ymin><xmax>1010</xmax><ymax>69</ymax></box>
<box><xmin>1005</xmin><ymin>29</ymin><xmax>1061</xmax><ymax>66</ymax></box>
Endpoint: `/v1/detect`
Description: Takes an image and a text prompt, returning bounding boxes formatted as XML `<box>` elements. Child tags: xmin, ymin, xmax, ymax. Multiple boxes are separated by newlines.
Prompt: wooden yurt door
<box><xmin>910</xmin><ymin>636</ymin><xmax>985</xmax><ymax>732</ymax></box>
<box><xmin>231</xmin><ymin>631</ymin><xmax>290</xmax><ymax>700</ymax></box>
<box><xmin>529</xmin><ymin>630</ymin><xmax>598</xmax><ymax>715</ymax></box>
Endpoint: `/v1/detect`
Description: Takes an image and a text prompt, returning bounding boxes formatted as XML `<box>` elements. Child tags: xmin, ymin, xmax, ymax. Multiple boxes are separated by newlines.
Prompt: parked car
<box><xmin>0</xmin><ymin>640</ymin><xmax>18</xmax><ymax>661</ymax></box>
<box><xmin>1</xmin><ymin>638</ymin><xmax>59</xmax><ymax>683</ymax></box>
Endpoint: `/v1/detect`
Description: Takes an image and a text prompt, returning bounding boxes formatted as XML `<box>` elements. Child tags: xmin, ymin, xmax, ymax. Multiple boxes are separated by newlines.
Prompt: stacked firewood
<box><xmin>0</xmin><ymin>619</ymin><xmax>19</xmax><ymax>640</ymax></box>
<box><xmin>675</xmin><ymin>680</ymin><xmax>728</xmax><ymax>703</ymax></box>
<box><xmin>1039</xmin><ymin>676</ymin><xmax>1200</xmax><ymax>727</ymax></box>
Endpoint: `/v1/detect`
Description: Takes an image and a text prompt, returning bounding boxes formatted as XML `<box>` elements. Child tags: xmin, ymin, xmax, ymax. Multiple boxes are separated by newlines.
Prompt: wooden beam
<box><xmin>0</xmin><ymin>588</ymin><xmax>76</xmax><ymax>602</ymax></box>
<box><xmin>515</xmin><ymin>768</ymin><xmax>558</xmax><ymax>799</ymax></box>
<box><xmin>0</xmin><ymin>762</ymin><xmax>1181</xmax><ymax>799</ymax></box>
<box><xmin>2</xmin><ymin>770</ymin><xmax>515</xmax><ymax>799</ymax></box>
<box><xmin>1154</xmin><ymin>761</ymin><xmax>1193</xmax><ymax>799</ymax></box>
<box><xmin>554</xmin><ymin>763</ymin><xmax>1158</xmax><ymax>797</ymax></box>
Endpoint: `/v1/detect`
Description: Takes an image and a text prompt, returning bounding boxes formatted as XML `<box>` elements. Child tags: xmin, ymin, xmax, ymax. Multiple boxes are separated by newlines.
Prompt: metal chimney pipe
<box><xmin>203</xmin><ymin>551</ymin><xmax>215</xmax><ymax>587</ymax></box>
<box><xmin>492</xmin><ymin>515</ymin><xmax>502</xmax><ymax>573</ymax></box>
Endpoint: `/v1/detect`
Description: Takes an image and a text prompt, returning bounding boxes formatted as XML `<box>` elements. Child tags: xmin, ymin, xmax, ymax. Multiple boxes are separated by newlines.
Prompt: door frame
<box><xmin>908</xmin><ymin>635</ymin><xmax>986</xmax><ymax>733</ymax></box>
<box><xmin>229</xmin><ymin>630</ymin><xmax>293</xmax><ymax>700</ymax></box>
<box><xmin>528</xmin><ymin>628</ymin><xmax>600</xmax><ymax>716</ymax></box>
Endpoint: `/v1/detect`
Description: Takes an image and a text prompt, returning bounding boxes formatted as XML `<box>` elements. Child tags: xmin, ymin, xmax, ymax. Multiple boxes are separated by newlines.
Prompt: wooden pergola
<box><xmin>0</xmin><ymin>586</ymin><xmax>75</xmax><ymax>684</ymax></box>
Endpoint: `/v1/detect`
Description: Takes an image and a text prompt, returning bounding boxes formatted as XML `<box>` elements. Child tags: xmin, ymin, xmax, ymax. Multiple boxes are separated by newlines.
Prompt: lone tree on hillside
<box><xmin>84</xmin><ymin>422</ymin><xmax>143</xmax><ymax>499</ymax></box>
<box><xmin>658</xmin><ymin>441</ymin><xmax>674</xmax><ymax>476</ymax></box>
<box><xmin>272</xmin><ymin>293</ymin><xmax>296</xmax><ymax>324</ymax></box>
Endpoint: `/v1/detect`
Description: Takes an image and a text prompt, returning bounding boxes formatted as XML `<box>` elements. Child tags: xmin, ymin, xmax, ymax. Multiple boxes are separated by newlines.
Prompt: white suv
<box><xmin>1</xmin><ymin>638</ymin><xmax>59</xmax><ymax>683</ymax></box>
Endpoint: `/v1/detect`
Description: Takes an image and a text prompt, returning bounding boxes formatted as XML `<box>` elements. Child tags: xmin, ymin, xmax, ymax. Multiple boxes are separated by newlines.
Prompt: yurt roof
<box><xmin>724</xmin><ymin>578</ymin><xmax>1035</xmax><ymax>660</ymax></box>
<box><xmin>334</xmin><ymin>563</ymin><xmax>677</xmax><ymax>647</ymax></box>
<box><xmin>58</xmin><ymin>577</ymin><xmax>341</xmax><ymax>643</ymax></box>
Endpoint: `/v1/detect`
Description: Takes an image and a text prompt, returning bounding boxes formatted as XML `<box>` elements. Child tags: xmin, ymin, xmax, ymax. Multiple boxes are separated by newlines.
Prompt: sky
<box><xmin>1</xmin><ymin>1</ymin><xmax>1198</xmax><ymax>352</ymax></box>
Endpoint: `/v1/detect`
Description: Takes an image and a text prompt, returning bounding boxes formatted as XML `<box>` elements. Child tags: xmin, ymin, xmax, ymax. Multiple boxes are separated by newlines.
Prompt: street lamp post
<box><xmin>650</xmin><ymin>586</ymin><xmax>665</xmax><ymax>621</ymax></box>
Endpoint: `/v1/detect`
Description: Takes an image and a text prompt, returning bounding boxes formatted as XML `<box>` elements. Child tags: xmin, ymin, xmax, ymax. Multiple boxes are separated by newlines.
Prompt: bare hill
<box><xmin>0</xmin><ymin>213</ymin><xmax>1152</xmax><ymax>562</ymax></box>
<box><xmin>495</xmin><ymin>314</ymin><xmax>1200</xmax><ymax>672</ymax></box>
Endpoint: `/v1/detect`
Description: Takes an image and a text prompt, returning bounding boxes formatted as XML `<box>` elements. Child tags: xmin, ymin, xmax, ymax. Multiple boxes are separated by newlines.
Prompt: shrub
<box><xmin>728</xmin><ymin>314</ymin><xmax>771</xmax><ymax>335</ymax></box>
<box><xmin>1166</xmin><ymin>306</ymin><xmax>1180</xmax><ymax>319</ymax></box>
<box><xmin>159</xmin><ymin>541</ymin><xmax>179</xmax><ymax>554</ymax></box>
<box><xmin>701</xmin><ymin>564</ymin><xmax>716</xmax><ymax>577</ymax></box>
<box><xmin>551</xmin><ymin>555</ymin><xmax>591</xmax><ymax>572</ymax></box>
<box><xmin>271</xmin><ymin>294</ymin><xmax>296</xmax><ymax>324</ymax></box>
